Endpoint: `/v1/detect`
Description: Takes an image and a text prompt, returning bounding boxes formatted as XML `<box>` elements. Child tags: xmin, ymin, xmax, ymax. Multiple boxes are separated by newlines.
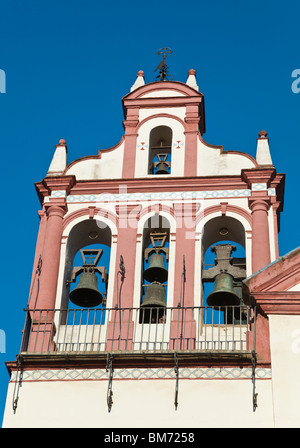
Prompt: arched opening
<box><xmin>54</xmin><ymin>219</ymin><xmax>113</xmax><ymax>352</ymax></box>
<box><xmin>62</xmin><ymin>219</ymin><xmax>112</xmax><ymax>312</ymax></box>
<box><xmin>148</xmin><ymin>126</ymin><xmax>172</xmax><ymax>174</ymax></box>
<box><xmin>140</xmin><ymin>214</ymin><xmax>170</xmax><ymax>323</ymax></box>
<box><xmin>202</xmin><ymin>216</ymin><xmax>247</xmax><ymax>324</ymax></box>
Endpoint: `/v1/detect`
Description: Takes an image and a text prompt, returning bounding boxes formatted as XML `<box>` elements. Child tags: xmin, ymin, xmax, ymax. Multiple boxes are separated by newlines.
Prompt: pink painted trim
<box><xmin>139</xmin><ymin>203</ymin><xmax>175</xmax><ymax>220</ymax></box>
<box><xmin>35</xmin><ymin>176</ymin><xmax>75</xmax><ymax>203</ymax></box>
<box><xmin>200</xmin><ymin>204</ymin><xmax>252</xmax><ymax>227</ymax></box>
<box><xmin>36</xmin><ymin>176</ymin><xmax>252</xmax><ymax>203</ymax></box>
<box><xmin>69</xmin><ymin>176</ymin><xmax>249</xmax><ymax>196</ymax></box>
<box><xmin>248</xmin><ymin>196</ymin><xmax>271</xmax><ymax>273</ymax></box>
<box><xmin>136</xmin><ymin>113</ymin><xmax>187</xmax><ymax>132</ymax></box>
<box><xmin>28</xmin><ymin>209</ymin><xmax>47</xmax><ymax>308</ymax></box>
<box><xmin>251</xmin><ymin>292</ymin><xmax>300</xmax><ymax>315</ymax></box>
<box><xmin>62</xmin><ymin>207</ymin><xmax>118</xmax><ymax>231</ymax></box>
<box><xmin>122</xmin><ymin>134</ymin><xmax>138</xmax><ymax>178</ymax></box>
<box><xmin>198</xmin><ymin>135</ymin><xmax>258</xmax><ymax>167</ymax></box>
<box><xmin>223</xmin><ymin>151</ymin><xmax>258</xmax><ymax>167</ymax></box>
<box><xmin>99</xmin><ymin>135</ymin><xmax>125</xmax><ymax>154</ymax></box>
<box><xmin>123</xmin><ymin>81</ymin><xmax>204</xmax><ymax>100</ymax></box>
<box><xmin>35</xmin><ymin>200</ymin><xmax>68</xmax><ymax>313</ymax></box>
<box><xmin>63</xmin><ymin>137</ymin><xmax>125</xmax><ymax>175</ymax></box>
<box><xmin>242</xmin><ymin>168</ymin><xmax>276</xmax><ymax>188</ymax></box>
<box><xmin>244</xmin><ymin>248</ymin><xmax>300</xmax><ymax>293</ymax></box>
<box><xmin>184</xmin><ymin>131</ymin><xmax>198</xmax><ymax>177</ymax></box>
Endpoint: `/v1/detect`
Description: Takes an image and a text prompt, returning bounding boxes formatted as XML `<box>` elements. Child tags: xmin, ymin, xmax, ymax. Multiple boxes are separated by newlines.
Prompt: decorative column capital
<box><xmin>44</xmin><ymin>198</ymin><xmax>68</xmax><ymax>218</ymax></box>
<box><xmin>248</xmin><ymin>197</ymin><xmax>270</xmax><ymax>213</ymax></box>
<box><xmin>35</xmin><ymin>175</ymin><xmax>76</xmax><ymax>203</ymax></box>
<box><xmin>241</xmin><ymin>168</ymin><xmax>276</xmax><ymax>189</ymax></box>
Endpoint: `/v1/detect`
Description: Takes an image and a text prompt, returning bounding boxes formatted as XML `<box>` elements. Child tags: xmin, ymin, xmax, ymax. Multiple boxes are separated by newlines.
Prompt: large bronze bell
<box><xmin>206</xmin><ymin>273</ymin><xmax>241</xmax><ymax>307</ymax></box>
<box><xmin>69</xmin><ymin>269</ymin><xmax>103</xmax><ymax>308</ymax></box>
<box><xmin>143</xmin><ymin>253</ymin><xmax>168</xmax><ymax>283</ymax></box>
<box><xmin>155</xmin><ymin>162</ymin><xmax>169</xmax><ymax>175</ymax></box>
<box><xmin>141</xmin><ymin>282</ymin><xmax>167</xmax><ymax>309</ymax></box>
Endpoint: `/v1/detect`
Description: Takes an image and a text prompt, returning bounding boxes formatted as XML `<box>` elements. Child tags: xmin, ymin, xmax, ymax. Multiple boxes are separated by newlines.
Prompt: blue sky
<box><xmin>0</xmin><ymin>0</ymin><xmax>299</xmax><ymax>424</ymax></box>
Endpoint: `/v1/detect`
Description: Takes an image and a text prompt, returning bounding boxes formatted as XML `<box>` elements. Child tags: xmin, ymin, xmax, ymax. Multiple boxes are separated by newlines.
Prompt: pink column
<box><xmin>37</xmin><ymin>199</ymin><xmax>68</xmax><ymax>309</ymax></box>
<box><xmin>106</xmin><ymin>205</ymin><xmax>140</xmax><ymax>351</ymax></box>
<box><xmin>27</xmin><ymin>199</ymin><xmax>67</xmax><ymax>352</ymax></box>
<box><xmin>28</xmin><ymin>208</ymin><xmax>47</xmax><ymax>309</ymax></box>
<box><xmin>170</xmin><ymin>203</ymin><xmax>198</xmax><ymax>350</ymax></box>
<box><xmin>271</xmin><ymin>199</ymin><xmax>280</xmax><ymax>259</ymax></box>
<box><xmin>247</xmin><ymin>198</ymin><xmax>272</xmax><ymax>363</ymax></box>
<box><xmin>122</xmin><ymin>108</ymin><xmax>139</xmax><ymax>178</ymax></box>
<box><xmin>249</xmin><ymin>198</ymin><xmax>271</xmax><ymax>273</ymax></box>
<box><xmin>184</xmin><ymin>104</ymin><xmax>199</xmax><ymax>177</ymax></box>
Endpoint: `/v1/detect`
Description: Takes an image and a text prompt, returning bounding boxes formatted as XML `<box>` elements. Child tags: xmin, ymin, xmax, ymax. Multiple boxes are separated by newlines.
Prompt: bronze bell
<box><xmin>155</xmin><ymin>162</ymin><xmax>169</xmax><ymax>175</ymax></box>
<box><xmin>69</xmin><ymin>269</ymin><xmax>103</xmax><ymax>308</ymax></box>
<box><xmin>141</xmin><ymin>282</ymin><xmax>167</xmax><ymax>309</ymax></box>
<box><xmin>144</xmin><ymin>253</ymin><xmax>168</xmax><ymax>283</ymax></box>
<box><xmin>206</xmin><ymin>273</ymin><xmax>241</xmax><ymax>307</ymax></box>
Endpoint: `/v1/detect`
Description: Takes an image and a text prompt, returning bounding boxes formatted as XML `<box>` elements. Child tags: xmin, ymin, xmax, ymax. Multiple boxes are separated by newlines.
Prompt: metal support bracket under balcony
<box><xmin>12</xmin><ymin>355</ymin><xmax>23</xmax><ymax>413</ymax></box>
<box><xmin>251</xmin><ymin>350</ymin><xmax>258</xmax><ymax>412</ymax></box>
<box><xmin>174</xmin><ymin>351</ymin><xmax>179</xmax><ymax>410</ymax></box>
<box><xmin>106</xmin><ymin>353</ymin><xmax>114</xmax><ymax>413</ymax></box>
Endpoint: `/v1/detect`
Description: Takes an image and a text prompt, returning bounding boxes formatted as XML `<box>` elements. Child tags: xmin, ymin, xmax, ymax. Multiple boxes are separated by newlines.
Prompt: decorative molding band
<box><xmin>58</xmin><ymin>189</ymin><xmax>256</xmax><ymax>203</ymax></box>
<box><xmin>10</xmin><ymin>367</ymin><xmax>272</xmax><ymax>382</ymax></box>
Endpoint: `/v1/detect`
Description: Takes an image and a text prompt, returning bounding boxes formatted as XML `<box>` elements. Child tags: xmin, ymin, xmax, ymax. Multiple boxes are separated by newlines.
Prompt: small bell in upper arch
<box><xmin>152</xmin><ymin>153</ymin><xmax>171</xmax><ymax>175</ymax></box>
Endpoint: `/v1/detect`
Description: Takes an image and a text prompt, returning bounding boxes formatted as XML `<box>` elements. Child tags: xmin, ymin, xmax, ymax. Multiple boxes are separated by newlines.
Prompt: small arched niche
<box><xmin>148</xmin><ymin>126</ymin><xmax>172</xmax><ymax>175</ymax></box>
<box><xmin>62</xmin><ymin>219</ymin><xmax>112</xmax><ymax>310</ymax></box>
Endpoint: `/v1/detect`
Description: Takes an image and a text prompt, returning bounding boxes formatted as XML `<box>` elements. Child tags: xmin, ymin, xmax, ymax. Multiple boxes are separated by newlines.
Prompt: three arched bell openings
<box><xmin>60</xmin><ymin>212</ymin><xmax>249</xmax><ymax>314</ymax></box>
<box><xmin>63</xmin><ymin>219</ymin><xmax>111</xmax><ymax>310</ymax></box>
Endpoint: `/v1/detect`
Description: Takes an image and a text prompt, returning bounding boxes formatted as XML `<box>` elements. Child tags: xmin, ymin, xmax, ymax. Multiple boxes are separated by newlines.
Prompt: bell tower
<box><xmin>5</xmin><ymin>63</ymin><xmax>297</xmax><ymax>429</ymax></box>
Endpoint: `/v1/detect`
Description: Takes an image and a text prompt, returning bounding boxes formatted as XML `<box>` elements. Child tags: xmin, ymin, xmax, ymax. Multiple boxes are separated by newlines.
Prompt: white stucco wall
<box><xmin>3</xmin><ymin>370</ymin><xmax>274</xmax><ymax>428</ymax></box>
<box><xmin>197</xmin><ymin>139</ymin><xmax>256</xmax><ymax>176</ymax></box>
<box><xmin>269</xmin><ymin>314</ymin><xmax>300</xmax><ymax>428</ymax></box>
<box><xmin>65</xmin><ymin>141</ymin><xmax>124</xmax><ymax>180</ymax></box>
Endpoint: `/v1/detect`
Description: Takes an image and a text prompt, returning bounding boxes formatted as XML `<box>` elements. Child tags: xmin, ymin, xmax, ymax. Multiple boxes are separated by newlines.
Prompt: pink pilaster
<box><xmin>27</xmin><ymin>198</ymin><xmax>67</xmax><ymax>353</ymax></box>
<box><xmin>122</xmin><ymin>107</ymin><xmax>139</xmax><ymax>178</ymax></box>
<box><xmin>28</xmin><ymin>208</ymin><xmax>47</xmax><ymax>309</ymax></box>
<box><xmin>37</xmin><ymin>199</ymin><xmax>67</xmax><ymax>310</ymax></box>
<box><xmin>170</xmin><ymin>203</ymin><xmax>198</xmax><ymax>350</ymax></box>
<box><xmin>242</xmin><ymin>168</ymin><xmax>276</xmax><ymax>274</ymax></box>
<box><xmin>249</xmin><ymin>198</ymin><xmax>271</xmax><ymax>273</ymax></box>
<box><xmin>270</xmin><ymin>198</ymin><xmax>280</xmax><ymax>259</ymax></box>
<box><xmin>106</xmin><ymin>205</ymin><xmax>140</xmax><ymax>351</ymax></box>
<box><xmin>184</xmin><ymin>104</ymin><xmax>199</xmax><ymax>177</ymax></box>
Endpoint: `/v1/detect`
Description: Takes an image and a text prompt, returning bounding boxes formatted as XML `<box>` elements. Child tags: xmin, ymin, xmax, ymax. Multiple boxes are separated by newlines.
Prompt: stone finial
<box><xmin>46</xmin><ymin>139</ymin><xmax>68</xmax><ymax>177</ymax></box>
<box><xmin>256</xmin><ymin>130</ymin><xmax>273</xmax><ymax>166</ymax></box>
<box><xmin>186</xmin><ymin>68</ymin><xmax>199</xmax><ymax>91</ymax></box>
<box><xmin>130</xmin><ymin>70</ymin><xmax>145</xmax><ymax>92</ymax></box>
<box><xmin>258</xmin><ymin>130</ymin><xmax>268</xmax><ymax>139</ymax></box>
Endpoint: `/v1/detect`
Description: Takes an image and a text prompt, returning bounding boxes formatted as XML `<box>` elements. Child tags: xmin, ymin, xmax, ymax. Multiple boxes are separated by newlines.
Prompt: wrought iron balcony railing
<box><xmin>19</xmin><ymin>305</ymin><xmax>255</xmax><ymax>357</ymax></box>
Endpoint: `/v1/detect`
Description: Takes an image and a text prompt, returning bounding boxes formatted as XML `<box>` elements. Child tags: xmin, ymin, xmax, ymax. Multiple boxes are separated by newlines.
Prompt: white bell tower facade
<box><xmin>4</xmin><ymin>66</ymin><xmax>300</xmax><ymax>429</ymax></box>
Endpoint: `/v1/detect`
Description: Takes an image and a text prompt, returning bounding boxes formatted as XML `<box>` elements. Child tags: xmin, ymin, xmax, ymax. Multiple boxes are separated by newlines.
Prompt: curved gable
<box><xmin>123</xmin><ymin>81</ymin><xmax>203</xmax><ymax>100</ymax></box>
